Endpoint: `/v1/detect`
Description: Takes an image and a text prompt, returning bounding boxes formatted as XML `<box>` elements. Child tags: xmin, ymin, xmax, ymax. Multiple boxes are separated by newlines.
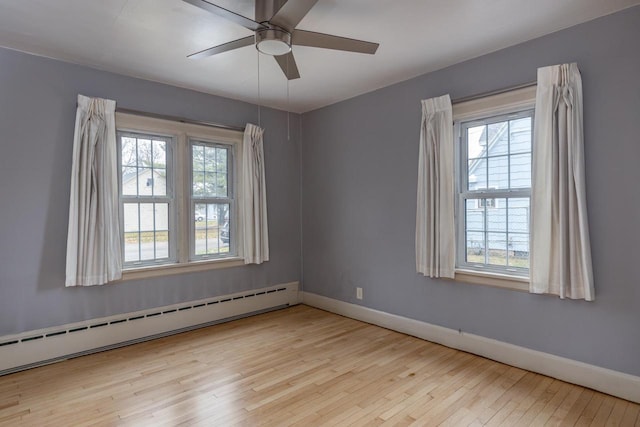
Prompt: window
<box><xmin>116</xmin><ymin>113</ymin><xmax>244</xmax><ymax>276</ymax></box>
<box><xmin>191</xmin><ymin>141</ymin><xmax>234</xmax><ymax>259</ymax></box>
<box><xmin>454</xmin><ymin>86</ymin><xmax>535</xmax><ymax>280</ymax></box>
<box><xmin>119</xmin><ymin>132</ymin><xmax>175</xmax><ymax>266</ymax></box>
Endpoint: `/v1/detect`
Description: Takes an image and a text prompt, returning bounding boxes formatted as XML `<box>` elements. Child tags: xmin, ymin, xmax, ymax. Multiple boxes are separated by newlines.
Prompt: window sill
<box><xmin>454</xmin><ymin>269</ymin><xmax>529</xmax><ymax>292</ymax></box>
<box><xmin>120</xmin><ymin>257</ymin><xmax>245</xmax><ymax>281</ymax></box>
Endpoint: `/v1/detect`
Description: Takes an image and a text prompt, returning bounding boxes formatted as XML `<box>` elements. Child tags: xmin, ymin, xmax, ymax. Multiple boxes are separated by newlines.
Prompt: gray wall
<box><xmin>301</xmin><ymin>6</ymin><xmax>640</xmax><ymax>376</ymax></box>
<box><xmin>0</xmin><ymin>48</ymin><xmax>301</xmax><ymax>335</ymax></box>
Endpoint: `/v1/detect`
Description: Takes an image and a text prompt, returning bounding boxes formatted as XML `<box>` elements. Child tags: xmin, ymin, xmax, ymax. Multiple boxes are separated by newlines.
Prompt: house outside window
<box><xmin>453</xmin><ymin>86</ymin><xmax>535</xmax><ymax>281</ymax></box>
<box><xmin>116</xmin><ymin>113</ymin><xmax>244</xmax><ymax>277</ymax></box>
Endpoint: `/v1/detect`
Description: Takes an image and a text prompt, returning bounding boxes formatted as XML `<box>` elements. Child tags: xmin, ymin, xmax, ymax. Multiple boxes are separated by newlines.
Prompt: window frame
<box><xmin>117</xmin><ymin>130</ymin><xmax>177</xmax><ymax>268</ymax></box>
<box><xmin>452</xmin><ymin>85</ymin><xmax>536</xmax><ymax>290</ymax></box>
<box><xmin>456</xmin><ymin>109</ymin><xmax>533</xmax><ymax>277</ymax></box>
<box><xmin>189</xmin><ymin>139</ymin><xmax>237</xmax><ymax>261</ymax></box>
<box><xmin>115</xmin><ymin>112</ymin><xmax>245</xmax><ymax>280</ymax></box>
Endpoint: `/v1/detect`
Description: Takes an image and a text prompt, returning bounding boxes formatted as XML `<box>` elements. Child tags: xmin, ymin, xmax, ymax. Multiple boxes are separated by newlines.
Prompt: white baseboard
<box><xmin>0</xmin><ymin>282</ymin><xmax>299</xmax><ymax>375</ymax></box>
<box><xmin>301</xmin><ymin>291</ymin><xmax>640</xmax><ymax>404</ymax></box>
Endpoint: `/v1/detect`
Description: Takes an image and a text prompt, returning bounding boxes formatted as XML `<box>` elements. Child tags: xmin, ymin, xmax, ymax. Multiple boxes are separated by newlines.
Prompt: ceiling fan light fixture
<box><xmin>255</xmin><ymin>28</ymin><xmax>292</xmax><ymax>56</ymax></box>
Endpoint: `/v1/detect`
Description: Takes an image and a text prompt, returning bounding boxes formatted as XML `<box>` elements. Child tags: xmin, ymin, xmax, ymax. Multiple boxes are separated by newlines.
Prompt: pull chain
<box><xmin>257</xmin><ymin>50</ymin><xmax>261</xmax><ymax>128</ymax></box>
<box><xmin>287</xmin><ymin>54</ymin><xmax>290</xmax><ymax>141</ymax></box>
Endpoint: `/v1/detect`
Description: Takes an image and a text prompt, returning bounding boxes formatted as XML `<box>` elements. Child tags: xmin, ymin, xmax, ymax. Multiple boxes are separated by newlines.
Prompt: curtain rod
<box><xmin>115</xmin><ymin>108</ymin><xmax>246</xmax><ymax>132</ymax></box>
<box><xmin>452</xmin><ymin>81</ymin><xmax>537</xmax><ymax>105</ymax></box>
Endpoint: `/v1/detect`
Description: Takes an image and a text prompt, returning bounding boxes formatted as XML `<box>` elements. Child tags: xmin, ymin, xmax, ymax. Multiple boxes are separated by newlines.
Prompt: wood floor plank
<box><xmin>0</xmin><ymin>305</ymin><xmax>637</xmax><ymax>426</ymax></box>
<box><xmin>605</xmin><ymin>399</ymin><xmax>630</xmax><ymax>427</ymax></box>
<box><xmin>620</xmin><ymin>402</ymin><xmax>640</xmax><ymax>426</ymax></box>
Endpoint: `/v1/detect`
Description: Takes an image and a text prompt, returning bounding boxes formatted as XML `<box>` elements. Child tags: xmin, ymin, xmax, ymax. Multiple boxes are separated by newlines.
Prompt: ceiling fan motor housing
<box><xmin>255</xmin><ymin>27</ymin><xmax>292</xmax><ymax>56</ymax></box>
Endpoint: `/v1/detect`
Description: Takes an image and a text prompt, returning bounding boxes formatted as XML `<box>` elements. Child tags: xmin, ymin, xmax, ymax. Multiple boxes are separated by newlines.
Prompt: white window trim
<box><xmin>116</xmin><ymin>112</ymin><xmax>244</xmax><ymax>280</ymax></box>
<box><xmin>454</xmin><ymin>269</ymin><xmax>529</xmax><ymax>291</ymax></box>
<box><xmin>452</xmin><ymin>85</ymin><xmax>536</xmax><ymax>290</ymax></box>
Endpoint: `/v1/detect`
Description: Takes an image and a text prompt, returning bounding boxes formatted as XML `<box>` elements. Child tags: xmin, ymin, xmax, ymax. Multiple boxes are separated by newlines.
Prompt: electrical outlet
<box><xmin>356</xmin><ymin>287</ymin><xmax>363</xmax><ymax>300</ymax></box>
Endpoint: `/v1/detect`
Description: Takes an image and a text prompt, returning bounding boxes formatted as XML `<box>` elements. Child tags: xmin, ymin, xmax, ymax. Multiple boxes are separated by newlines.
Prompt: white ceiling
<box><xmin>0</xmin><ymin>0</ymin><xmax>638</xmax><ymax>113</ymax></box>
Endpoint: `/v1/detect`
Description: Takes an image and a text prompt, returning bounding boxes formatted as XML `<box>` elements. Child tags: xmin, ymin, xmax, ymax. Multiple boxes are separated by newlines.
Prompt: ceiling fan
<box><xmin>182</xmin><ymin>0</ymin><xmax>379</xmax><ymax>80</ymax></box>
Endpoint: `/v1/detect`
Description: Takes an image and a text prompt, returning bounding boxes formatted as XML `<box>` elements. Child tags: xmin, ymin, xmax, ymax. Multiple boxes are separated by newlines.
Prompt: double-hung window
<box><xmin>191</xmin><ymin>141</ymin><xmax>234</xmax><ymax>259</ymax></box>
<box><xmin>119</xmin><ymin>132</ymin><xmax>175</xmax><ymax>266</ymax></box>
<box><xmin>116</xmin><ymin>113</ymin><xmax>243</xmax><ymax>277</ymax></box>
<box><xmin>454</xmin><ymin>87</ymin><xmax>535</xmax><ymax>281</ymax></box>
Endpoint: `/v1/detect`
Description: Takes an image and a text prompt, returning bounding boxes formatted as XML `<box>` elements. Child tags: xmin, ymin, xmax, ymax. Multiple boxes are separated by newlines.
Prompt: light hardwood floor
<box><xmin>0</xmin><ymin>305</ymin><xmax>638</xmax><ymax>426</ymax></box>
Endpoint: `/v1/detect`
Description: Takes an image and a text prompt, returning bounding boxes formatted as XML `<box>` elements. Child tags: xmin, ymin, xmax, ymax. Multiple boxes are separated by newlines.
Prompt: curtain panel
<box><xmin>530</xmin><ymin>63</ymin><xmax>594</xmax><ymax>300</ymax></box>
<box><xmin>416</xmin><ymin>94</ymin><xmax>455</xmax><ymax>278</ymax></box>
<box><xmin>65</xmin><ymin>95</ymin><xmax>122</xmax><ymax>286</ymax></box>
<box><xmin>241</xmin><ymin>123</ymin><xmax>269</xmax><ymax>264</ymax></box>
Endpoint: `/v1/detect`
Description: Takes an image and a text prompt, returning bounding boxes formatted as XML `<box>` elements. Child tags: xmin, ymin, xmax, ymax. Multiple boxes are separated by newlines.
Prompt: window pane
<box><xmin>216</xmin><ymin>171</ymin><xmax>228</xmax><ymax>197</ymax></box>
<box><xmin>194</xmin><ymin>203</ymin><xmax>206</xmax><ymax>222</ymax></box>
<box><xmin>487</xmin><ymin>232</ymin><xmax>507</xmax><ymax>266</ymax></box>
<box><xmin>508</xmin><ymin>198</ymin><xmax>530</xmax><ymax>233</ymax></box>
<box><xmin>121</xmin><ymin>137</ymin><xmax>137</xmax><ymax>166</ymax></box>
<box><xmin>468</xmin><ymin>158</ymin><xmax>487</xmax><ymax>191</ymax></box>
<box><xmin>509</xmin><ymin>117</ymin><xmax>532</xmax><ymax>154</ymax></box>
<box><xmin>123</xmin><ymin>203</ymin><xmax>139</xmax><ymax>232</ymax></box>
<box><xmin>151</xmin><ymin>139</ymin><xmax>167</xmax><ymax>196</ymax></box>
<box><xmin>216</xmin><ymin>147</ymin><xmax>227</xmax><ymax>173</ymax></box>
<box><xmin>465</xmin><ymin>199</ymin><xmax>484</xmax><ymax>232</ymax></box>
<box><xmin>204</xmin><ymin>146</ymin><xmax>217</xmax><ymax>172</ymax></box>
<box><xmin>508</xmin><ymin>233</ymin><xmax>529</xmax><ymax>268</ymax></box>
<box><xmin>139</xmin><ymin>203</ymin><xmax>155</xmax><ymax>232</ymax></box>
<box><xmin>152</xmin><ymin>169</ymin><xmax>167</xmax><ymax>196</ymax></box>
<box><xmin>152</xmin><ymin>140</ymin><xmax>166</xmax><ymax>167</ymax></box>
<box><xmin>194</xmin><ymin>202</ymin><xmax>207</xmax><ymax>255</ymax></box>
<box><xmin>194</xmin><ymin>203</ymin><xmax>230</xmax><ymax>256</ymax></box>
<box><xmin>466</xmin><ymin>231</ymin><xmax>485</xmax><ymax>264</ymax></box>
<box><xmin>193</xmin><ymin>145</ymin><xmax>204</xmax><ymax>172</ymax></box>
<box><xmin>155</xmin><ymin>231</ymin><xmax>169</xmax><ymax>259</ymax></box>
<box><xmin>488</xmin><ymin>156</ymin><xmax>508</xmax><ymax>189</ymax></box>
<box><xmin>124</xmin><ymin>232</ymin><xmax>140</xmax><ymax>262</ymax></box>
<box><xmin>193</xmin><ymin>171</ymin><xmax>205</xmax><ymax>197</ymax></box>
<box><xmin>137</xmin><ymin>139</ymin><xmax>152</xmax><ymax>167</ymax></box>
<box><xmin>467</xmin><ymin>125</ymin><xmax>486</xmax><ymax>159</ymax></box>
<box><xmin>510</xmin><ymin>153</ymin><xmax>531</xmax><ymax>188</ymax></box>
<box><xmin>205</xmin><ymin>172</ymin><xmax>218</xmax><ymax>197</ymax></box>
<box><xmin>137</xmin><ymin>167</ymin><xmax>153</xmax><ymax>196</ymax></box>
<box><xmin>487</xmin><ymin>121</ymin><xmax>508</xmax><ymax>155</ymax></box>
<box><xmin>154</xmin><ymin>203</ymin><xmax>169</xmax><ymax>231</ymax></box>
<box><xmin>486</xmin><ymin>198</ymin><xmax>506</xmax><ymax>232</ymax></box>
<box><xmin>122</xmin><ymin>166</ymin><xmax>138</xmax><ymax>196</ymax></box>
<box><xmin>193</xmin><ymin>144</ymin><xmax>229</xmax><ymax>198</ymax></box>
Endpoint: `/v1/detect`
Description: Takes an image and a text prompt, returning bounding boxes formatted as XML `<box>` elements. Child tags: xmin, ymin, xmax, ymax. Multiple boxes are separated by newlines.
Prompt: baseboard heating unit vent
<box><xmin>0</xmin><ymin>282</ymin><xmax>299</xmax><ymax>375</ymax></box>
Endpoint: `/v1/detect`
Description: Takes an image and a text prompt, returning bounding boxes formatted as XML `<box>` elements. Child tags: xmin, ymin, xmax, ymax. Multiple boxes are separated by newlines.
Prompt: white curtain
<box><xmin>242</xmin><ymin>123</ymin><xmax>269</xmax><ymax>264</ymax></box>
<box><xmin>530</xmin><ymin>63</ymin><xmax>594</xmax><ymax>300</ymax></box>
<box><xmin>65</xmin><ymin>95</ymin><xmax>121</xmax><ymax>286</ymax></box>
<box><xmin>416</xmin><ymin>94</ymin><xmax>455</xmax><ymax>278</ymax></box>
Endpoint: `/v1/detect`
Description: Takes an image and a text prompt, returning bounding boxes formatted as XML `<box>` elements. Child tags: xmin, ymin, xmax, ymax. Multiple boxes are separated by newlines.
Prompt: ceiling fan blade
<box><xmin>269</xmin><ymin>0</ymin><xmax>320</xmax><ymax>31</ymax></box>
<box><xmin>293</xmin><ymin>30</ymin><xmax>379</xmax><ymax>54</ymax></box>
<box><xmin>182</xmin><ymin>0</ymin><xmax>266</xmax><ymax>31</ymax></box>
<box><xmin>255</xmin><ymin>0</ymin><xmax>287</xmax><ymax>23</ymax></box>
<box><xmin>188</xmin><ymin>36</ymin><xmax>255</xmax><ymax>59</ymax></box>
<box><xmin>274</xmin><ymin>52</ymin><xmax>300</xmax><ymax>80</ymax></box>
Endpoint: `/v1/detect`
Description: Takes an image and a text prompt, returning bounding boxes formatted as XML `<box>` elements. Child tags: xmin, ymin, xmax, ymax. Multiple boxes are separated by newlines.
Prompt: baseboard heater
<box><xmin>0</xmin><ymin>282</ymin><xmax>299</xmax><ymax>376</ymax></box>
